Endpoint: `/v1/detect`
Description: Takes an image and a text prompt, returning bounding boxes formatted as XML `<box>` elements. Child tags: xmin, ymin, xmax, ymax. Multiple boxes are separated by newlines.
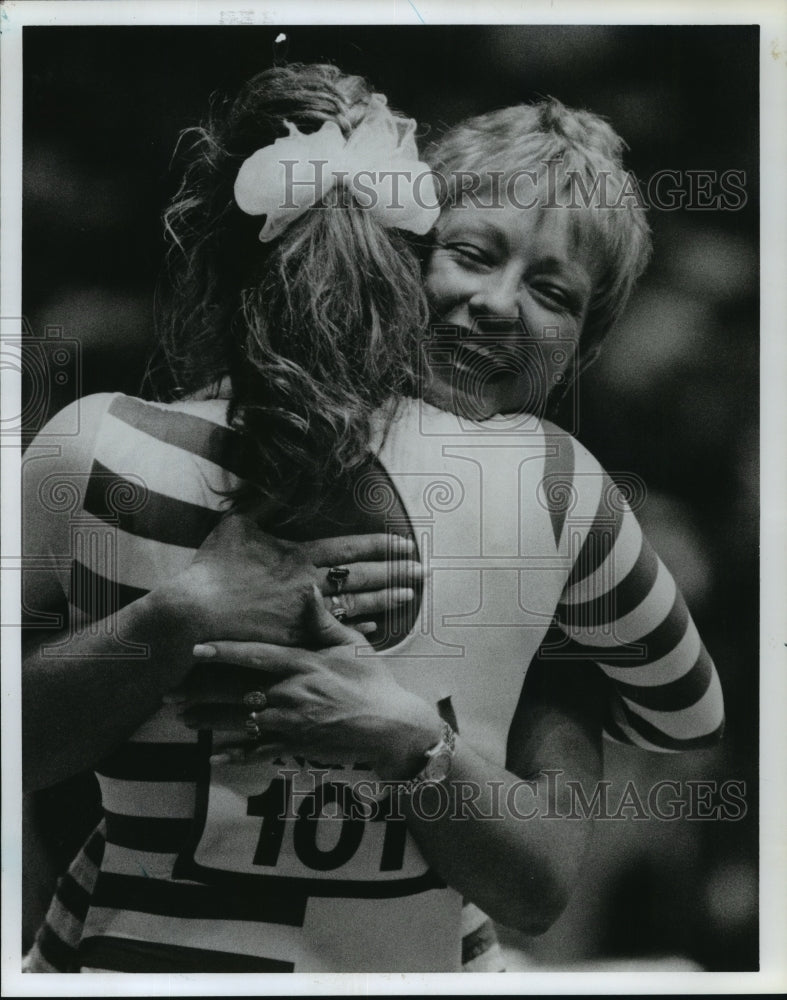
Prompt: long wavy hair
<box><xmin>150</xmin><ymin>64</ymin><xmax>428</xmax><ymax>520</ymax></box>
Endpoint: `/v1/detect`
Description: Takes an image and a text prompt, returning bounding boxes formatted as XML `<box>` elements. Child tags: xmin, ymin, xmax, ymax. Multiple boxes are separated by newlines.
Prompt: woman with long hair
<box><xmin>23</xmin><ymin>63</ymin><xmax>723</xmax><ymax>973</ymax></box>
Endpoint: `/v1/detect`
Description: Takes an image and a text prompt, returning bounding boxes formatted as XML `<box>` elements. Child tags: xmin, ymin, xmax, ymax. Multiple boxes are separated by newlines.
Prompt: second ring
<box><xmin>330</xmin><ymin>595</ymin><xmax>349</xmax><ymax>622</ymax></box>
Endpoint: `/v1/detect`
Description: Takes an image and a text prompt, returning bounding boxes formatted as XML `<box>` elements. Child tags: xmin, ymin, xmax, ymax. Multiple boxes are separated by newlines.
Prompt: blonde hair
<box><xmin>427</xmin><ymin>98</ymin><xmax>652</xmax><ymax>378</ymax></box>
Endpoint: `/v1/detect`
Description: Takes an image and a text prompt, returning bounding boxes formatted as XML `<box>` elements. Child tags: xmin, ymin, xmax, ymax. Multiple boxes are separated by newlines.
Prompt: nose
<box><xmin>467</xmin><ymin>264</ymin><xmax>523</xmax><ymax>321</ymax></box>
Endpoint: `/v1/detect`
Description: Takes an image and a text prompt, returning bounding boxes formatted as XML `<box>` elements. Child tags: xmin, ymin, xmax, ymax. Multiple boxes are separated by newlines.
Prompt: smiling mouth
<box><xmin>451</xmin><ymin>343</ymin><xmax>519</xmax><ymax>381</ymax></box>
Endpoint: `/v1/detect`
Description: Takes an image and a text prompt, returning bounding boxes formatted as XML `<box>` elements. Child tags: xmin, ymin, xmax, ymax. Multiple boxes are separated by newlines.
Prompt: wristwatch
<box><xmin>398</xmin><ymin>721</ymin><xmax>457</xmax><ymax>792</ymax></box>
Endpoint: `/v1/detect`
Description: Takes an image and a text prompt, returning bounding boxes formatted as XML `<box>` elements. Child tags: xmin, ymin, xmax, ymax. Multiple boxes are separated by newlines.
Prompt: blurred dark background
<box><xmin>22</xmin><ymin>24</ymin><xmax>758</xmax><ymax>971</ymax></box>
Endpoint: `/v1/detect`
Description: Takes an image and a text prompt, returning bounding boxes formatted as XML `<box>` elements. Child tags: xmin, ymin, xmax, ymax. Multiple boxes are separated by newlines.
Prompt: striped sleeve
<box><xmin>65</xmin><ymin>394</ymin><xmax>245</xmax><ymax>625</ymax></box>
<box><xmin>23</xmin><ymin>822</ymin><xmax>105</xmax><ymax>973</ymax></box>
<box><xmin>542</xmin><ymin>430</ymin><xmax>724</xmax><ymax>753</ymax></box>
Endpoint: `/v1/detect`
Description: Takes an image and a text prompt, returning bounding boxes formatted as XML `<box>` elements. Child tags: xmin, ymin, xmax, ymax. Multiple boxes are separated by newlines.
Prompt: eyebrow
<box><xmin>437</xmin><ymin>217</ymin><xmax>508</xmax><ymax>249</ymax></box>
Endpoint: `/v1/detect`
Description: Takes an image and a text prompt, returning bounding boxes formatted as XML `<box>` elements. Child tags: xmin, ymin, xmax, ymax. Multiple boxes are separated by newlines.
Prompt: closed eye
<box><xmin>531</xmin><ymin>281</ymin><xmax>584</xmax><ymax>315</ymax></box>
<box><xmin>441</xmin><ymin>242</ymin><xmax>493</xmax><ymax>268</ymax></box>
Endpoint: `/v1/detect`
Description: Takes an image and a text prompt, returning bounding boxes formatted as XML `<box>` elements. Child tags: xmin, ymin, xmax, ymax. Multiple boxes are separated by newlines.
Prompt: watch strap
<box><xmin>395</xmin><ymin>720</ymin><xmax>456</xmax><ymax>793</ymax></box>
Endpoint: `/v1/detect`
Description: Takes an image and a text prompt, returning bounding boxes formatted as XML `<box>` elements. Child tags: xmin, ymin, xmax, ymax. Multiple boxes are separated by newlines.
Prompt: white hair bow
<box><xmin>234</xmin><ymin>93</ymin><xmax>440</xmax><ymax>242</ymax></box>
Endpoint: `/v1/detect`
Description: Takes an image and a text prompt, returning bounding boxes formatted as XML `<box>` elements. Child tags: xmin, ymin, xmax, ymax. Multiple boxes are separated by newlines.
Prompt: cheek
<box><xmin>523</xmin><ymin>300</ymin><xmax>583</xmax><ymax>360</ymax></box>
<box><xmin>424</xmin><ymin>259</ymin><xmax>468</xmax><ymax>312</ymax></box>
<box><xmin>520</xmin><ymin>306</ymin><xmax>582</xmax><ymax>387</ymax></box>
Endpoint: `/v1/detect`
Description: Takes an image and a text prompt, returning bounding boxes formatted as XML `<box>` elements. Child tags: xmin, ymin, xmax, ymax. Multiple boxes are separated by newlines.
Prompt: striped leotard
<box><xmin>23</xmin><ymin>393</ymin><xmax>723</xmax><ymax>973</ymax></box>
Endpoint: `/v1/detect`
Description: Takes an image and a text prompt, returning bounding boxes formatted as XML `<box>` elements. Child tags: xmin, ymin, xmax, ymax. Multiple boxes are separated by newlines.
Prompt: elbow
<box><xmin>521</xmin><ymin>909</ymin><xmax>565</xmax><ymax>938</ymax></box>
<box><xmin>493</xmin><ymin>862</ymin><xmax>575</xmax><ymax>937</ymax></box>
<box><xmin>714</xmin><ymin>705</ymin><xmax>726</xmax><ymax>743</ymax></box>
<box><xmin>701</xmin><ymin>675</ymin><xmax>725</xmax><ymax>747</ymax></box>
<box><xmin>486</xmin><ymin>819</ymin><xmax>591</xmax><ymax>935</ymax></box>
<box><xmin>529</xmin><ymin>878</ymin><xmax>573</xmax><ymax>935</ymax></box>
<box><xmin>686</xmin><ymin>706</ymin><xmax>726</xmax><ymax>751</ymax></box>
<box><xmin>495</xmin><ymin>895</ymin><xmax>568</xmax><ymax>938</ymax></box>
<box><xmin>687</xmin><ymin>664</ymin><xmax>726</xmax><ymax>749</ymax></box>
<box><xmin>707</xmin><ymin>710</ymin><xmax>725</xmax><ymax>747</ymax></box>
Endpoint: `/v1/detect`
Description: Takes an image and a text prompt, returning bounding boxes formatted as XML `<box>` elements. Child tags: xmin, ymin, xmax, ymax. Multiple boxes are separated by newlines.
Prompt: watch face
<box><xmin>423</xmin><ymin>747</ymin><xmax>453</xmax><ymax>783</ymax></box>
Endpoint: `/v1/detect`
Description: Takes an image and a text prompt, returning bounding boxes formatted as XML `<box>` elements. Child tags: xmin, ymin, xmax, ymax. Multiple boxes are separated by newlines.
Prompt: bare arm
<box><xmin>21</xmin><ymin>394</ymin><xmax>187</xmax><ymax>790</ymax></box>
<box><xmin>23</xmin><ymin>587</ymin><xmax>203</xmax><ymax>792</ymax></box>
<box><xmin>180</xmin><ymin>597</ymin><xmax>604</xmax><ymax>935</ymax></box>
<box><xmin>398</xmin><ymin>656</ymin><xmax>603</xmax><ymax>934</ymax></box>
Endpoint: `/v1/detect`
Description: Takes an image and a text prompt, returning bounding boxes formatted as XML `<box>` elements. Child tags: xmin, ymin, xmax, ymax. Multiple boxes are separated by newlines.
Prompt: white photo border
<box><xmin>2</xmin><ymin>1</ymin><xmax>785</xmax><ymax>995</ymax></box>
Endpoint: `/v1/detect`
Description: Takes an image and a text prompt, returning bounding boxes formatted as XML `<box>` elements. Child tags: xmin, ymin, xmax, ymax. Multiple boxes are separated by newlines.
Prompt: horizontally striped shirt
<box><xmin>24</xmin><ymin>393</ymin><xmax>723</xmax><ymax>973</ymax></box>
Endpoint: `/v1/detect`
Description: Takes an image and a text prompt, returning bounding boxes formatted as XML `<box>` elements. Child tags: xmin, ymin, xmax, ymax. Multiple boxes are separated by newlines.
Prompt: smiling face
<box><xmin>422</xmin><ymin>196</ymin><xmax>600</xmax><ymax>420</ymax></box>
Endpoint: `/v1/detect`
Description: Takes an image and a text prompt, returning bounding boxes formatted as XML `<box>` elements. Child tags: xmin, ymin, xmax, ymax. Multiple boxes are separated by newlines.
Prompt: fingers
<box><xmin>246</xmin><ymin>706</ymin><xmax>290</xmax><ymax>738</ymax></box>
<box><xmin>193</xmin><ymin>587</ymin><xmax>373</xmax><ymax>664</ymax></box>
<box><xmin>189</xmin><ymin>705</ymin><xmax>291</xmax><ymax>741</ymax></box>
<box><xmin>317</xmin><ymin>560</ymin><xmax>423</xmax><ymax>596</ymax></box>
<box><xmin>178</xmin><ymin>681</ymin><xmax>287</xmax><ymax>732</ymax></box>
<box><xmin>209</xmin><ymin>743</ymin><xmax>288</xmax><ymax>766</ymax></box>
<box><xmin>166</xmin><ymin>660</ymin><xmax>269</xmax><ymax>704</ymax></box>
<box><xmin>308</xmin><ymin>585</ymin><xmax>366</xmax><ymax>649</ymax></box>
<box><xmin>325</xmin><ymin>586</ymin><xmax>415</xmax><ymax>620</ymax></box>
<box><xmin>190</xmin><ymin>640</ymin><xmax>317</xmax><ymax>674</ymax></box>
<box><xmin>309</xmin><ymin>533</ymin><xmax>415</xmax><ymax>567</ymax></box>
<box><xmin>165</xmin><ymin>678</ymin><xmax>267</xmax><ymax>708</ymax></box>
